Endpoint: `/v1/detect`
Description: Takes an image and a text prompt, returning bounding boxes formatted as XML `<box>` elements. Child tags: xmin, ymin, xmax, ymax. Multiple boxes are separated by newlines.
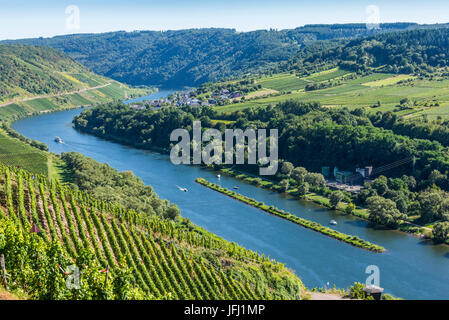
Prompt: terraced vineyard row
<box><xmin>0</xmin><ymin>164</ymin><xmax>304</xmax><ymax>300</ymax></box>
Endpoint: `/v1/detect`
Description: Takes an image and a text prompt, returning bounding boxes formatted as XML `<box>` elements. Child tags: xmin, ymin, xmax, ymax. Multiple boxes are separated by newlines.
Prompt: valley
<box><xmin>1</xmin><ymin>16</ymin><xmax>449</xmax><ymax>302</ymax></box>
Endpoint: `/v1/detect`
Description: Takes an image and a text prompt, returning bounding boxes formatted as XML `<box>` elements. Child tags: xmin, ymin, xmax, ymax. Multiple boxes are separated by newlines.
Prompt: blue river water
<box><xmin>11</xmin><ymin>91</ymin><xmax>449</xmax><ymax>300</ymax></box>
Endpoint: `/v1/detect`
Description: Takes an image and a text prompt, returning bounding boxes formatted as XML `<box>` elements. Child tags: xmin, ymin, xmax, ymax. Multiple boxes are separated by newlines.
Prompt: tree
<box><xmin>279</xmin><ymin>179</ymin><xmax>290</xmax><ymax>192</ymax></box>
<box><xmin>371</xmin><ymin>176</ymin><xmax>388</xmax><ymax>196</ymax></box>
<box><xmin>164</xmin><ymin>204</ymin><xmax>180</xmax><ymax>220</ymax></box>
<box><xmin>432</xmin><ymin>222</ymin><xmax>449</xmax><ymax>243</ymax></box>
<box><xmin>329</xmin><ymin>191</ymin><xmax>344</xmax><ymax>209</ymax></box>
<box><xmin>366</xmin><ymin>196</ymin><xmax>406</xmax><ymax>228</ymax></box>
<box><xmin>292</xmin><ymin>167</ymin><xmax>307</xmax><ymax>185</ymax></box>
<box><xmin>418</xmin><ymin>192</ymin><xmax>442</xmax><ymax>223</ymax></box>
<box><xmin>297</xmin><ymin>182</ymin><xmax>309</xmax><ymax>198</ymax></box>
<box><xmin>427</xmin><ymin>170</ymin><xmax>447</xmax><ymax>188</ymax></box>
<box><xmin>345</xmin><ymin>203</ymin><xmax>356</xmax><ymax>215</ymax></box>
<box><xmin>281</xmin><ymin>161</ymin><xmax>294</xmax><ymax>176</ymax></box>
<box><xmin>304</xmin><ymin>173</ymin><xmax>326</xmax><ymax>188</ymax></box>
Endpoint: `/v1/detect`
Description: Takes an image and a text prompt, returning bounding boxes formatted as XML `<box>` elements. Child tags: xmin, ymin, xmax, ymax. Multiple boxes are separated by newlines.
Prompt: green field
<box><xmin>215</xmin><ymin>70</ymin><xmax>449</xmax><ymax>118</ymax></box>
<box><xmin>304</xmin><ymin>67</ymin><xmax>352</xmax><ymax>82</ymax></box>
<box><xmin>362</xmin><ymin>74</ymin><xmax>415</xmax><ymax>87</ymax></box>
<box><xmin>0</xmin><ymin>128</ymin><xmax>74</xmax><ymax>182</ymax></box>
<box><xmin>0</xmin><ymin>82</ymin><xmax>151</xmax><ymax>120</ymax></box>
<box><xmin>97</xmin><ymin>82</ymin><xmax>130</xmax><ymax>99</ymax></box>
<box><xmin>0</xmin><ymin>129</ymin><xmax>48</xmax><ymax>175</ymax></box>
<box><xmin>67</xmin><ymin>73</ymin><xmax>104</xmax><ymax>87</ymax></box>
<box><xmin>257</xmin><ymin>73</ymin><xmax>308</xmax><ymax>91</ymax></box>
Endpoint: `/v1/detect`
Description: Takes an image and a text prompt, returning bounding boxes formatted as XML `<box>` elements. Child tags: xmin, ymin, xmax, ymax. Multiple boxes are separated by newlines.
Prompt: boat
<box><xmin>330</xmin><ymin>220</ymin><xmax>337</xmax><ymax>225</ymax></box>
<box><xmin>54</xmin><ymin>136</ymin><xmax>63</xmax><ymax>143</ymax></box>
<box><xmin>233</xmin><ymin>186</ymin><xmax>239</xmax><ymax>190</ymax></box>
<box><xmin>176</xmin><ymin>185</ymin><xmax>188</xmax><ymax>192</ymax></box>
<box><xmin>217</xmin><ymin>174</ymin><xmax>221</xmax><ymax>179</ymax></box>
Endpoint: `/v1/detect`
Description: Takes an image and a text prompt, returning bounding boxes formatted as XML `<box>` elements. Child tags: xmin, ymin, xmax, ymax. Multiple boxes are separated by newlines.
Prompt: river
<box><xmin>11</xmin><ymin>91</ymin><xmax>449</xmax><ymax>300</ymax></box>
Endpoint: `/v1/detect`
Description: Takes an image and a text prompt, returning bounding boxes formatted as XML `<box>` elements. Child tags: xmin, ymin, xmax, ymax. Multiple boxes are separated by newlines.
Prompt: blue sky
<box><xmin>1</xmin><ymin>0</ymin><xmax>448</xmax><ymax>40</ymax></box>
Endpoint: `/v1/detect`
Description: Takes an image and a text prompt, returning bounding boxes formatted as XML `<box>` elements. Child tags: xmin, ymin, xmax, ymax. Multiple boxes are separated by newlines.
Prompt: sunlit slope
<box><xmin>0</xmin><ymin>164</ymin><xmax>305</xmax><ymax>300</ymax></box>
<box><xmin>0</xmin><ymin>44</ymin><xmax>151</xmax><ymax>120</ymax></box>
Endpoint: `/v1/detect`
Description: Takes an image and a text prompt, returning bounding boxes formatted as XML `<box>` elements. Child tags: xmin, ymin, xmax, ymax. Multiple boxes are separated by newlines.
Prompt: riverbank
<box><xmin>196</xmin><ymin>177</ymin><xmax>386</xmax><ymax>253</ymax></box>
<box><xmin>10</xmin><ymin>102</ymin><xmax>437</xmax><ymax>245</ymax></box>
<box><xmin>12</xmin><ymin>107</ymin><xmax>449</xmax><ymax>299</ymax></box>
<box><xmin>216</xmin><ymin>167</ymin><xmax>435</xmax><ymax>241</ymax></box>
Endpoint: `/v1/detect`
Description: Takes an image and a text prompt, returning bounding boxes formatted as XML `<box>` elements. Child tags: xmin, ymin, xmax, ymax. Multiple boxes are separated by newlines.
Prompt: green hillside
<box><xmin>280</xmin><ymin>28</ymin><xmax>449</xmax><ymax>76</ymax></box>
<box><xmin>0</xmin><ymin>163</ymin><xmax>305</xmax><ymax>299</ymax></box>
<box><xmin>0</xmin><ymin>44</ymin><xmax>153</xmax><ymax>121</ymax></box>
<box><xmin>6</xmin><ymin>23</ymin><xmax>438</xmax><ymax>87</ymax></box>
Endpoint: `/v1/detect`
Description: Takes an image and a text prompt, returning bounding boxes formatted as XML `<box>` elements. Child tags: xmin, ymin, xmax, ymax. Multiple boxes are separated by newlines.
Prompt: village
<box><xmin>128</xmin><ymin>88</ymin><xmax>243</xmax><ymax>110</ymax></box>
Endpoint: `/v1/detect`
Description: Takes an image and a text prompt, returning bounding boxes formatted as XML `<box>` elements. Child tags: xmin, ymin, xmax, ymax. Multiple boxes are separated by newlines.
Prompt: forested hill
<box><xmin>0</xmin><ymin>44</ymin><xmax>110</xmax><ymax>103</ymax></box>
<box><xmin>282</xmin><ymin>27</ymin><xmax>449</xmax><ymax>75</ymax></box>
<box><xmin>5</xmin><ymin>23</ymin><xmax>427</xmax><ymax>88</ymax></box>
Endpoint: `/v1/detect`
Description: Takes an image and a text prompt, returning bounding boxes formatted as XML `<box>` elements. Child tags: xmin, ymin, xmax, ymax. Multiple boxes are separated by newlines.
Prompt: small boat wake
<box><xmin>176</xmin><ymin>185</ymin><xmax>188</xmax><ymax>192</ymax></box>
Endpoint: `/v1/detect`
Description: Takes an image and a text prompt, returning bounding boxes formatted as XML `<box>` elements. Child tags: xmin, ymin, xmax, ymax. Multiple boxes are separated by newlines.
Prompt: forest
<box><xmin>281</xmin><ymin>28</ymin><xmax>449</xmax><ymax>76</ymax></box>
<box><xmin>61</xmin><ymin>152</ymin><xmax>180</xmax><ymax>220</ymax></box>
<box><xmin>5</xmin><ymin>23</ymin><xmax>433</xmax><ymax>87</ymax></box>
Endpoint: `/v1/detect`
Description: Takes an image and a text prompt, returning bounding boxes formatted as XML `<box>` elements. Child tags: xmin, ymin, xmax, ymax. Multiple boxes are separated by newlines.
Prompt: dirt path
<box><xmin>0</xmin><ymin>289</ymin><xmax>20</xmax><ymax>300</ymax></box>
<box><xmin>309</xmin><ymin>292</ymin><xmax>353</xmax><ymax>300</ymax></box>
<box><xmin>0</xmin><ymin>82</ymin><xmax>112</xmax><ymax>107</ymax></box>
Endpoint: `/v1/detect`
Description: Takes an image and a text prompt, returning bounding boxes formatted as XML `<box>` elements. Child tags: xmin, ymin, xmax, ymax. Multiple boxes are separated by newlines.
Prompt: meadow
<box><xmin>0</xmin><ymin>129</ymin><xmax>48</xmax><ymax>175</ymax></box>
<box><xmin>215</xmin><ymin>69</ymin><xmax>449</xmax><ymax>120</ymax></box>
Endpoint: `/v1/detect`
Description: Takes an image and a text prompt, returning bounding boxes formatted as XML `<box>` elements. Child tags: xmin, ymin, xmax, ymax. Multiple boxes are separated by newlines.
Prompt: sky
<box><xmin>1</xmin><ymin>0</ymin><xmax>449</xmax><ymax>40</ymax></box>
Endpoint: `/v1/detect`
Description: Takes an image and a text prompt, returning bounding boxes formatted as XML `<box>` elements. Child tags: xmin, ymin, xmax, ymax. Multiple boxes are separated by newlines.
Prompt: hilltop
<box><xmin>5</xmin><ymin>23</ymin><xmax>440</xmax><ymax>88</ymax></box>
<box><xmin>280</xmin><ymin>27</ymin><xmax>449</xmax><ymax>76</ymax></box>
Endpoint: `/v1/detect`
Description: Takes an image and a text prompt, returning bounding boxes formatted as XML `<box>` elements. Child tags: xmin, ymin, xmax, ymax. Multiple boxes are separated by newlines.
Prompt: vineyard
<box><xmin>0</xmin><ymin>164</ymin><xmax>305</xmax><ymax>300</ymax></box>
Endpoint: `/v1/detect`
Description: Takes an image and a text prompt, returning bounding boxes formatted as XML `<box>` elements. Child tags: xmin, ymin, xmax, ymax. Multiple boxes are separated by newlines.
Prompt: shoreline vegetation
<box><xmin>195</xmin><ymin>177</ymin><xmax>386</xmax><ymax>253</ymax></box>
<box><xmin>215</xmin><ymin>167</ymin><xmax>435</xmax><ymax>240</ymax></box>
<box><xmin>69</xmin><ymin>108</ymin><xmax>438</xmax><ymax>244</ymax></box>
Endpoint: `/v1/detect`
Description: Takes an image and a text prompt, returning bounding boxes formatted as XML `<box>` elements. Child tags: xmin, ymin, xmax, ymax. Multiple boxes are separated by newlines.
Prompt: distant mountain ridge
<box><xmin>280</xmin><ymin>26</ymin><xmax>449</xmax><ymax>76</ymax></box>
<box><xmin>5</xmin><ymin>23</ymin><xmax>445</xmax><ymax>88</ymax></box>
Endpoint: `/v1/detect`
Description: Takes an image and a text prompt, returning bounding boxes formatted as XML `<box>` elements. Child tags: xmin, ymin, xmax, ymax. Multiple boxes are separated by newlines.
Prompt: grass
<box><xmin>24</xmin><ymin>98</ymin><xmax>59</xmax><ymax>111</ymax></box>
<box><xmin>245</xmin><ymin>88</ymin><xmax>278</xmax><ymax>99</ymax></box>
<box><xmin>304</xmin><ymin>67</ymin><xmax>352</xmax><ymax>82</ymax></box>
<box><xmin>0</xmin><ymin>127</ymin><xmax>74</xmax><ymax>182</ymax></box>
<box><xmin>211</xmin><ymin>119</ymin><xmax>236</xmax><ymax>125</ymax></box>
<box><xmin>257</xmin><ymin>73</ymin><xmax>308</xmax><ymax>91</ymax></box>
<box><xmin>97</xmin><ymin>82</ymin><xmax>129</xmax><ymax>100</ymax></box>
<box><xmin>0</xmin><ymin>129</ymin><xmax>48</xmax><ymax>175</ymax></box>
<box><xmin>47</xmin><ymin>154</ymin><xmax>73</xmax><ymax>183</ymax></box>
<box><xmin>362</xmin><ymin>74</ymin><xmax>415</xmax><ymax>87</ymax></box>
<box><xmin>0</xmin><ymin>288</ymin><xmax>25</xmax><ymax>300</ymax></box>
<box><xmin>215</xmin><ymin>71</ymin><xmax>449</xmax><ymax>119</ymax></box>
